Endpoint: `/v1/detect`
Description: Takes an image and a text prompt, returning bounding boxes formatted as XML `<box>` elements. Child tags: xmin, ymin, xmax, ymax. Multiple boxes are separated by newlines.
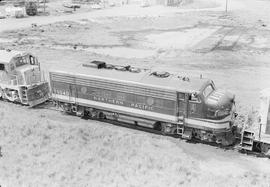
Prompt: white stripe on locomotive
<box><xmin>53</xmin><ymin>94</ymin><xmax>231</xmax><ymax>131</ymax></box>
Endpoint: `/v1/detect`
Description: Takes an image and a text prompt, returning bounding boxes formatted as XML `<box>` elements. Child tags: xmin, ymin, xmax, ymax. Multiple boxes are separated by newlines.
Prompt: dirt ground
<box><xmin>0</xmin><ymin>0</ymin><xmax>270</xmax><ymax>186</ymax></box>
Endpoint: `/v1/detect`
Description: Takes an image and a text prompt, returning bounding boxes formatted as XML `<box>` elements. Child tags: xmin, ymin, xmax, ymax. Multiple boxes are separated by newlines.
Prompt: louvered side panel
<box><xmin>50</xmin><ymin>72</ymin><xmax>177</xmax><ymax>100</ymax></box>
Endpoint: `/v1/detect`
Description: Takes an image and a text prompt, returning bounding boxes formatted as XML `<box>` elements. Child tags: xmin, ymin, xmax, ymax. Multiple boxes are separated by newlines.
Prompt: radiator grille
<box><xmin>50</xmin><ymin>72</ymin><xmax>177</xmax><ymax>100</ymax></box>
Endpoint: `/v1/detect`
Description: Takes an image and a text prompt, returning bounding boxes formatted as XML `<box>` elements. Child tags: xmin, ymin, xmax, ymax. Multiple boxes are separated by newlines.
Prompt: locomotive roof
<box><xmin>51</xmin><ymin>63</ymin><xmax>212</xmax><ymax>93</ymax></box>
<box><xmin>0</xmin><ymin>50</ymin><xmax>30</xmax><ymax>64</ymax></box>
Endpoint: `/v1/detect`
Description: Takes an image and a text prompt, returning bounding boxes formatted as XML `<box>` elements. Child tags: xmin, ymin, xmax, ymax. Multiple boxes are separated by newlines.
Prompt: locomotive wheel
<box><xmin>98</xmin><ymin>112</ymin><xmax>106</xmax><ymax>119</ymax></box>
<box><xmin>217</xmin><ymin>131</ymin><xmax>235</xmax><ymax>146</ymax></box>
<box><xmin>3</xmin><ymin>88</ymin><xmax>19</xmax><ymax>102</ymax></box>
<box><xmin>153</xmin><ymin>122</ymin><xmax>162</xmax><ymax>131</ymax></box>
<box><xmin>261</xmin><ymin>143</ymin><xmax>270</xmax><ymax>155</ymax></box>
<box><xmin>82</xmin><ymin>110</ymin><xmax>90</xmax><ymax>119</ymax></box>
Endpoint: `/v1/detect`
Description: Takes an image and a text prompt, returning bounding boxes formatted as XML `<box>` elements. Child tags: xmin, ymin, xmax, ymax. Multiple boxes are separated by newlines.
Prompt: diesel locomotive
<box><xmin>2</xmin><ymin>50</ymin><xmax>270</xmax><ymax>155</ymax></box>
<box><xmin>49</xmin><ymin>61</ymin><xmax>237</xmax><ymax>146</ymax></box>
<box><xmin>0</xmin><ymin>50</ymin><xmax>49</xmax><ymax>106</ymax></box>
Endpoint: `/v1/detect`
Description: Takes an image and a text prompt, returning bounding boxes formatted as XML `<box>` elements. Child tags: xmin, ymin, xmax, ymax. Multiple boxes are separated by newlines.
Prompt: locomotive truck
<box><xmin>49</xmin><ymin>61</ymin><xmax>237</xmax><ymax>146</ymax></box>
<box><xmin>0</xmin><ymin>50</ymin><xmax>49</xmax><ymax>106</ymax></box>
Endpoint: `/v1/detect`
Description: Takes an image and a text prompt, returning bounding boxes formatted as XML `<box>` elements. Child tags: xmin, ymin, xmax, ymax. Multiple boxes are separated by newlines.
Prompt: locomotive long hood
<box><xmin>206</xmin><ymin>90</ymin><xmax>235</xmax><ymax>108</ymax></box>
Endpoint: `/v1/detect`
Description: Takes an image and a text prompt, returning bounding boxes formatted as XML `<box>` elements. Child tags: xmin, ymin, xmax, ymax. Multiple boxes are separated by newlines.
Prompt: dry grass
<box><xmin>0</xmin><ymin>102</ymin><xmax>270</xmax><ymax>186</ymax></box>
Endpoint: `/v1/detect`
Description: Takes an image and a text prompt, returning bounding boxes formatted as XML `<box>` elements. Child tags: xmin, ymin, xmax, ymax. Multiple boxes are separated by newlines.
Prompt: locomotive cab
<box><xmin>186</xmin><ymin>81</ymin><xmax>235</xmax><ymax>122</ymax></box>
<box><xmin>10</xmin><ymin>53</ymin><xmax>41</xmax><ymax>85</ymax></box>
<box><xmin>0</xmin><ymin>50</ymin><xmax>49</xmax><ymax>106</ymax></box>
<box><xmin>182</xmin><ymin>80</ymin><xmax>236</xmax><ymax>145</ymax></box>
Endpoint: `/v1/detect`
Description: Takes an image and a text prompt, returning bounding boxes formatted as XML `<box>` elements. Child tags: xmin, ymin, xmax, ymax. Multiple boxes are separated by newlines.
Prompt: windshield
<box><xmin>203</xmin><ymin>84</ymin><xmax>215</xmax><ymax>97</ymax></box>
<box><xmin>14</xmin><ymin>56</ymin><xmax>29</xmax><ymax>67</ymax></box>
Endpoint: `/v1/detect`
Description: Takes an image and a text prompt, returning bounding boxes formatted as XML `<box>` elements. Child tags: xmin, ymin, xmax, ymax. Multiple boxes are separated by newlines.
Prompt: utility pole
<box><xmin>259</xmin><ymin>117</ymin><xmax>262</xmax><ymax>140</ymax></box>
<box><xmin>225</xmin><ymin>0</ymin><xmax>228</xmax><ymax>13</ymax></box>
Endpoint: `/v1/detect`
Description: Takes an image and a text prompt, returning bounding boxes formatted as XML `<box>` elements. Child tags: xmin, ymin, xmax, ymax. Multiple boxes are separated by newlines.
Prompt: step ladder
<box><xmin>176</xmin><ymin>125</ymin><xmax>184</xmax><ymax>135</ymax></box>
<box><xmin>240</xmin><ymin>130</ymin><xmax>255</xmax><ymax>151</ymax></box>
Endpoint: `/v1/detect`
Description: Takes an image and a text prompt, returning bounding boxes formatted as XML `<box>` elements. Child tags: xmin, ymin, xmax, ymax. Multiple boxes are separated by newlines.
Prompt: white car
<box><xmin>91</xmin><ymin>4</ymin><xmax>102</xmax><ymax>9</ymax></box>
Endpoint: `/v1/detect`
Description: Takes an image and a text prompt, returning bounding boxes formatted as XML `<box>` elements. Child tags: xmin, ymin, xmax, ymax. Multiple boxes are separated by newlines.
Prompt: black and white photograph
<box><xmin>0</xmin><ymin>0</ymin><xmax>270</xmax><ymax>186</ymax></box>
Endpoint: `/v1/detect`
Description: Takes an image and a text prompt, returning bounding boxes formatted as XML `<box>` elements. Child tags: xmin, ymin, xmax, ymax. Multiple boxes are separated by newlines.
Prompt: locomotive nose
<box><xmin>206</xmin><ymin>90</ymin><xmax>235</xmax><ymax>118</ymax></box>
<box><xmin>207</xmin><ymin>90</ymin><xmax>234</xmax><ymax>108</ymax></box>
<box><xmin>218</xmin><ymin>91</ymin><xmax>234</xmax><ymax>108</ymax></box>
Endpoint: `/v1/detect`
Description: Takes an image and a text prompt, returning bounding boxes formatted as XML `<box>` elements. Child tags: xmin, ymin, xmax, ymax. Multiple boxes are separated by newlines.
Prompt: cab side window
<box><xmin>0</xmin><ymin>64</ymin><xmax>5</xmax><ymax>71</ymax></box>
<box><xmin>189</xmin><ymin>93</ymin><xmax>200</xmax><ymax>103</ymax></box>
